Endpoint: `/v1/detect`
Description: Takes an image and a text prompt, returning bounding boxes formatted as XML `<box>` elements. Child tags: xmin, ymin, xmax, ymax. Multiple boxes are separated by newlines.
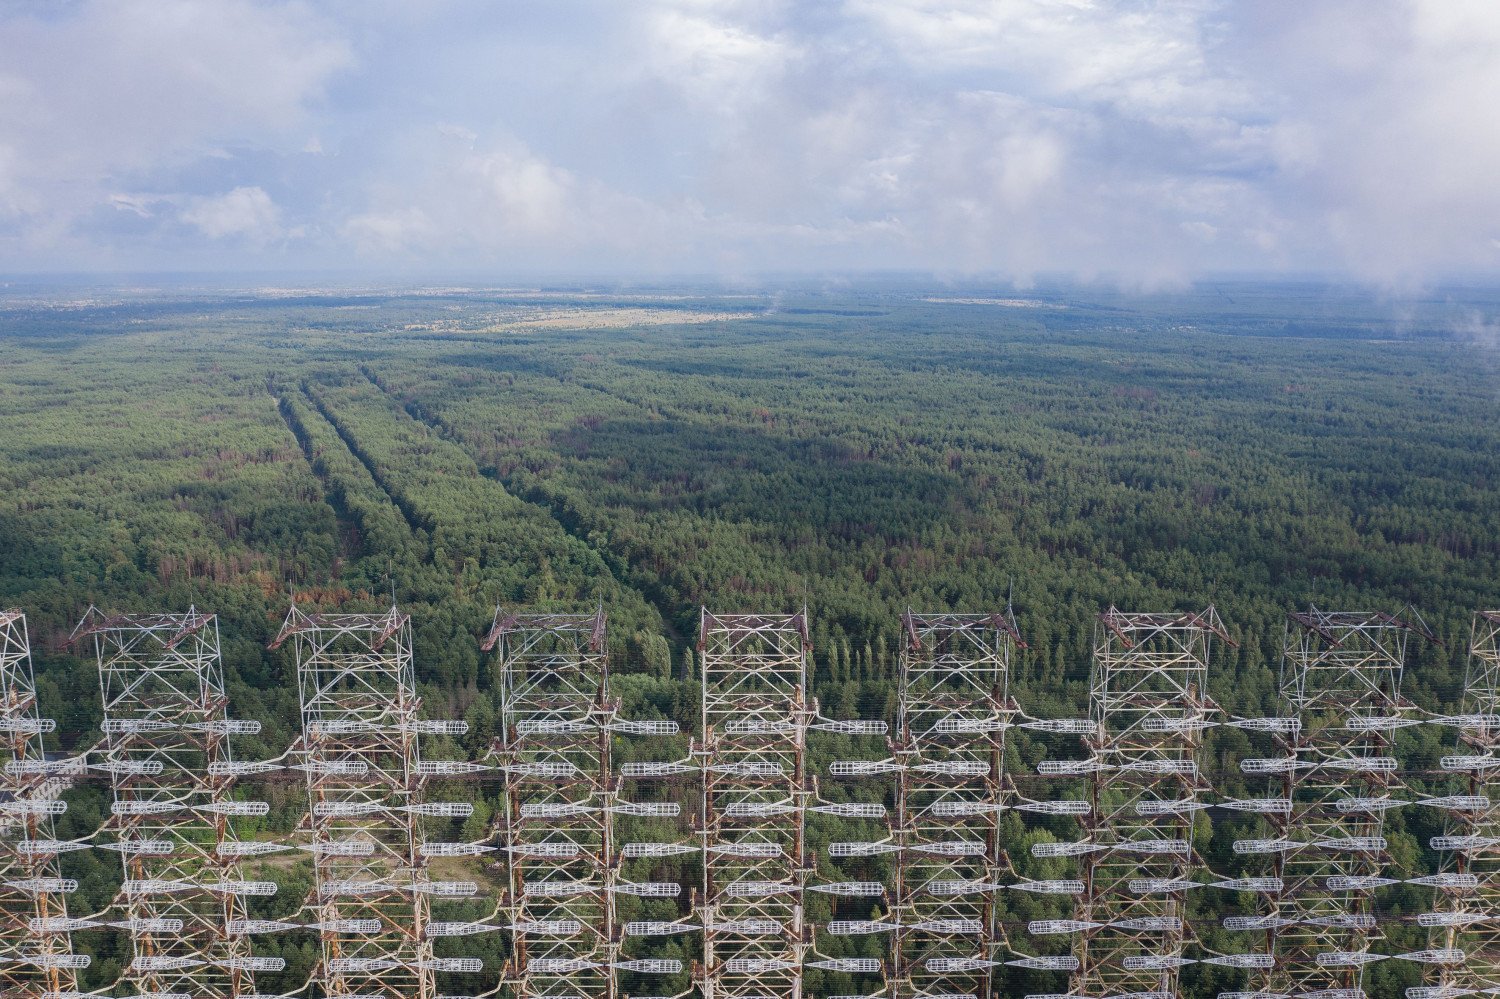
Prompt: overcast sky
<box><xmin>1</xmin><ymin>0</ymin><xmax>1497</xmax><ymax>285</ymax></box>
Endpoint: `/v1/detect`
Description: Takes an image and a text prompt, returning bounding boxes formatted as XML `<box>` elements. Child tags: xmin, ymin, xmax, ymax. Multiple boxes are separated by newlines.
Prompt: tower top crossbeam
<box><xmin>1089</xmin><ymin>605</ymin><xmax>1229</xmax><ymax>732</ymax></box>
<box><xmin>490</xmin><ymin>608</ymin><xmax>612</xmax><ymax>726</ymax></box>
<box><xmin>269</xmin><ymin>604</ymin><xmax>409</xmax><ymax>650</ymax></box>
<box><xmin>896</xmin><ymin>607</ymin><xmax>1018</xmax><ymax>747</ymax></box>
<box><xmin>903</xmin><ymin>609</ymin><xmax>1028</xmax><ymax>651</ymax></box>
<box><xmin>275</xmin><ymin>604</ymin><xmax>421</xmax><ymax>732</ymax></box>
<box><xmin>1462</xmin><ymin>611</ymin><xmax>1500</xmax><ymax>721</ymax></box>
<box><xmin>1097</xmin><ymin>606</ymin><xmax>1235</xmax><ymax>649</ymax></box>
<box><xmin>73</xmin><ymin>605</ymin><xmax>228</xmax><ymax>721</ymax></box>
<box><xmin>1281</xmin><ymin>605</ymin><xmax>1432</xmax><ymax>711</ymax></box>
<box><xmin>698</xmin><ymin>611</ymin><xmax>810</xmax><ymax>652</ymax></box>
<box><xmin>700</xmin><ymin>611</ymin><xmax>810</xmax><ymax>735</ymax></box>
<box><xmin>72</xmin><ymin>606</ymin><xmax>215</xmax><ymax>648</ymax></box>
<box><xmin>483</xmin><ymin>607</ymin><xmax>606</xmax><ymax>654</ymax></box>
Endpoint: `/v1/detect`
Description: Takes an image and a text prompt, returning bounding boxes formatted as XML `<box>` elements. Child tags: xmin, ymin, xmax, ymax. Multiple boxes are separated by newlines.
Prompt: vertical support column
<box><xmin>890</xmin><ymin>611</ymin><xmax>1019</xmax><ymax>999</ymax></box>
<box><xmin>77</xmin><ymin>606</ymin><xmax>268</xmax><ymax>998</ymax></box>
<box><xmin>1254</xmin><ymin>607</ymin><xmax>1423</xmax><ymax>998</ymax></box>
<box><xmin>1428</xmin><ymin>610</ymin><xmax>1500</xmax><ymax>994</ymax></box>
<box><xmin>0</xmin><ymin>609</ymin><xmax>85</xmax><ymax>995</ymax></box>
<box><xmin>1070</xmin><ymin>607</ymin><xmax>1228</xmax><ymax>998</ymax></box>
<box><xmin>697</xmin><ymin>611</ymin><xmax>811</xmax><ymax>999</ymax></box>
<box><xmin>486</xmin><ymin>609</ymin><xmax>619</xmax><ymax>999</ymax></box>
<box><xmin>273</xmin><ymin>603</ymin><xmax>441</xmax><ymax>999</ymax></box>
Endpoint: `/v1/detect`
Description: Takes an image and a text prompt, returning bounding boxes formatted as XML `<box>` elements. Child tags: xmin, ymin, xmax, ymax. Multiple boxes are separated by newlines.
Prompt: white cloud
<box><xmin>1235</xmin><ymin>0</ymin><xmax>1500</xmax><ymax>283</ymax></box>
<box><xmin>343</xmin><ymin>206</ymin><xmax>436</xmax><ymax>256</ymax></box>
<box><xmin>0</xmin><ymin>0</ymin><xmax>349</xmax><ymax>263</ymax></box>
<box><xmin>342</xmin><ymin>134</ymin><xmax>697</xmax><ymax>268</ymax></box>
<box><xmin>847</xmin><ymin>0</ymin><xmax>1239</xmax><ymax>114</ymax></box>
<box><xmin>183</xmin><ymin>186</ymin><xmax>283</xmax><ymax>243</ymax></box>
<box><xmin>644</xmin><ymin>8</ymin><xmax>797</xmax><ymax>110</ymax></box>
<box><xmin>0</xmin><ymin>0</ymin><xmax>1496</xmax><ymax>283</ymax></box>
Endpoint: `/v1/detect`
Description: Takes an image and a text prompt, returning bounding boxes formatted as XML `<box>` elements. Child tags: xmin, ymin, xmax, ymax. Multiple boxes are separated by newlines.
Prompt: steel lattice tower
<box><xmin>890</xmin><ymin>611</ymin><xmax>1019</xmax><ymax>999</ymax></box>
<box><xmin>76</xmin><ymin>606</ymin><xmax>269</xmax><ymax>998</ymax></box>
<box><xmin>1249</xmin><ymin>607</ymin><xmax>1425</xmax><ymax>997</ymax></box>
<box><xmin>1428</xmin><ymin>609</ymin><xmax>1500</xmax><ymax>995</ymax></box>
<box><xmin>697</xmin><ymin>611</ymin><xmax>812</xmax><ymax>999</ymax></box>
<box><xmin>0</xmin><ymin>609</ymin><xmax>86</xmax><ymax>996</ymax></box>
<box><xmin>485</xmin><ymin>609</ymin><xmax>621</xmax><ymax>999</ymax></box>
<box><xmin>1467</xmin><ymin>611</ymin><xmax>1500</xmax><ymax>715</ymax></box>
<box><xmin>273</xmin><ymin>603</ymin><xmax>457</xmax><ymax>999</ymax></box>
<box><xmin>1070</xmin><ymin>607</ymin><xmax>1227</xmax><ymax>998</ymax></box>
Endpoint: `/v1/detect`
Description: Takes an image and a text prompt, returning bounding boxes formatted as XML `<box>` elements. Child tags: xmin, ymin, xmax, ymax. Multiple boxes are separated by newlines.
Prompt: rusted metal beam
<box><xmin>370</xmin><ymin>610</ymin><xmax>411</xmax><ymax>652</ymax></box>
<box><xmin>1375</xmin><ymin>609</ymin><xmax>1441</xmax><ymax>647</ymax></box>
<box><xmin>1097</xmin><ymin>608</ymin><xmax>1135</xmax><ymax>650</ymax></box>
<box><xmin>267</xmin><ymin>607</ymin><xmax>320</xmax><ymax>650</ymax></box>
<box><xmin>1288</xmin><ymin>611</ymin><xmax>1346</xmax><ymax>649</ymax></box>
<box><xmin>67</xmin><ymin>610</ymin><xmax>133</xmax><ymax>645</ymax></box>
<box><xmin>163</xmin><ymin>612</ymin><xmax>213</xmax><ymax>651</ymax></box>
<box><xmin>589</xmin><ymin>606</ymin><xmax>607</xmax><ymax>654</ymax></box>
<box><xmin>1183</xmin><ymin>609</ymin><xmax>1238</xmax><ymax>649</ymax></box>
<box><xmin>903</xmin><ymin>611</ymin><xmax>923</xmax><ymax>652</ymax></box>
<box><xmin>480</xmin><ymin>613</ymin><xmax>518</xmax><ymax>653</ymax></box>
<box><xmin>990</xmin><ymin>611</ymin><xmax>1029</xmax><ymax>650</ymax></box>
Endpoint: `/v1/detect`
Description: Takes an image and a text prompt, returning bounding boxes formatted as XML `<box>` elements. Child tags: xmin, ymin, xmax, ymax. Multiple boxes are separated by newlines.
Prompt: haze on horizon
<box><xmin>1</xmin><ymin>0</ymin><xmax>1498</xmax><ymax>288</ymax></box>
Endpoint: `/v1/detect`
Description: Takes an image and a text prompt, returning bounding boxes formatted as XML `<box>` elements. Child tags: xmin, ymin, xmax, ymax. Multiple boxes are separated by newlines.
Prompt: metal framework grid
<box><xmin>1071</xmin><ymin>607</ymin><xmax>1227</xmax><ymax>998</ymax></box>
<box><xmin>486</xmin><ymin>609</ymin><xmax>618</xmax><ymax>999</ymax></box>
<box><xmin>77</xmin><ymin>606</ymin><xmax>262</xmax><ymax>998</ymax></box>
<box><xmin>274</xmin><ymin>604</ymin><xmax>439</xmax><ymax>999</ymax></box>
<box><xmin>1254</xmin><ymin>607</ymin><xmax>1423</xmax><ymax>997</ymax></box>
<box><xmin>16</xmin><ymin>593</ymin><xmax>1493</xmax><ymax>997</ymax></box>
<box><xmin>0</xmin><ymin>609</ymin><xmax>85</xmax><ymax>996</ymax></box>
<box><xmin>1431</xmin><ymin>610</ymin><xmax>1500</xmax><ymax>995</ymax></box>
<box><xmin>697</xmin><ymin>611</ymin><xmax>812</xmax><ymax>999</ymax></box>
<box><xmin>890</xmin><ymin>612</ymin><xmax>1019</xmax><ymax>999</ymax></box>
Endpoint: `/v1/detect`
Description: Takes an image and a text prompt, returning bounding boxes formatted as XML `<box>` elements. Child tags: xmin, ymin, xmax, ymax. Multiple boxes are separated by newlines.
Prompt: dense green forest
<box><xmin>1</xmin><ymin>279</ymin><xmax>1497</xmax><ymax>997</ymax></box>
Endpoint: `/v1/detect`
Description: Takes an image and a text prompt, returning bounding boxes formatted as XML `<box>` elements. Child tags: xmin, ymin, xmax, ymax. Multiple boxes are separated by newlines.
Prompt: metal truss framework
<box><xmin>273</xmin><ymin>604</ymin><xmax>445</xmax><ymax>999</ymax></box>
<box><xmin>1070</xmin><ymin>607</ymin><xmax>1228</xmax><ymax>999</ymax></box>
<box><xmin>77</xmin><ymin>606</ymin><xmax>263</xmax><ymax>998</ymax></box>
<box><xmin>1251</xmin><ymin>607</ymin><xmax>1427</xmax><ymax>998</ymax></box>
<box><xmin>890</xmin><ymin>612</ymin><xmax>1020</xmax><ymax>999</ymax></box>
<box><xmin>698</xmin><ymin>611</ymin><xmax>813</xmax><ymax>999</ymax></box>
<box><xmin>0</xmin><ymin>609</ymin><xmax>84</xmax><ymax>997</ymax></box>
<box><xmin>1431</xmin><ymin>610</ymin><xmax>1500</xmax><ymax>996</ymax></box>
<box><xmin>15</xmin><ymin>595</ymin><xmax>1500</xmax><ymax>999</ymax></box>
<box><xmin>487</xmin><ymin>609</ymin><xmax>618</xmax><ymax>999</ymax></box>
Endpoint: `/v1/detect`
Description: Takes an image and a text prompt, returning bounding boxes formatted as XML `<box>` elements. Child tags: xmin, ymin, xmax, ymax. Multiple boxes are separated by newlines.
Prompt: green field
<box><xmin>2</xmin><ymin>278</ymin><xmax>1497</xmax><ymax>995</ymax></box>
